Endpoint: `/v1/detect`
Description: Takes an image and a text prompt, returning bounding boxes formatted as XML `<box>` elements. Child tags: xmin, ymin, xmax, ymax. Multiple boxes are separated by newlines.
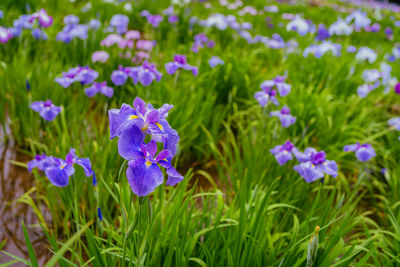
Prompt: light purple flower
<box><xmin>270</xmin><ymin>106</ymin><xmax>296</xmax><ymax>128</ymax></box>
<box><xmin>356</xmin><ymin>47</ymin><xmax>377</xmax><ymax>63</ymax></box>
<box><xmin>270</xmin><ymin>141</ymin><xmax>295</xmax><ymax>165</ymax></box>
<box><xmin>30</xmin><ymin>100</ymin><xmax>62</xmax><ymax>121</ymax></box>
<box><xmin>110</xmin><ymin>14</ymin><xmax>129</xmax><ymax>34</ymax></box>
<box><xmin>111</xmin><ymin>67</ymin><xmax>129</xmax><ymax>86</ymax></box>
<box><xmin>64</xmin><ymin>15</ymin><xmax>79</xmax><ymax>25</ymax></box>
<box><xmin>344</xmin><ymin>142</ymin><xmax>376</xmax><ymax>162</ymax></box>
<box><xmin>88</xmin><ymin>19</ymin><xmax>101</xmax><ymax>30</ymax></box>
<box><xmin>85</xmin><ymin>82</ymin><xmax>114</xmax><ymax>98</ymax></box>
<box><xmin>329</xmin><ymin>19</ymin><xmax>352</xmax><ymax>36</ymax></box>
<box><xmin>136</xmin><ymin>40</ymin><xmax>154</xmax><ymax>51</ymax></box>
<box><xmin>165</xmin><ymin>55</ymin><xmax>198</xmax><ymax>76</ymax></box>
<box><xmin>55</xmin><ymin>66</ymin><xmax>98</xmax><ymax>88</ymax></box>
<box><xmin>209</xmin><ymin>56</ymin><xmax>224</xmax><ymax>68</ymax></box>
<box><xmin>125</xmin><ymin>30</ymin><xmax>141</xmax><ymax>40</ymax></box>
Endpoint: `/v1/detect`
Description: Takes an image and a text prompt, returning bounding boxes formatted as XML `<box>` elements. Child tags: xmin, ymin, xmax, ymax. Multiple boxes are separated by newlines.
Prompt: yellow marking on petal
<box><xmin>129</xmin><ymin>115</ymin><xmax>139</xmax><ymax>120</ymax></box>
<box><xmin>283</xmin><ymin>151</ymin><xmax>288</xmax><ymax>154</ymax></box>
<box><xmin>155</xmin><ymin>122</ymin><xmax>163</xmax><ymax>131</ymax></box>
<box><xmin>312</xmin><ymin>164</ymin><xmax>315</xmax><ymax>168</ymax></box>
<box><xmin>145</xmin><ymin>161</ymin><xmax>152</xmax><ymax>167</ymax></box>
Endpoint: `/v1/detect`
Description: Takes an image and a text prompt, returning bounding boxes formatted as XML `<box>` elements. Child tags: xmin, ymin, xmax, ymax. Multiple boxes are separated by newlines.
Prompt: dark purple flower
<box><xmin>344</xmin><ymin>142</ymin><xmax>376</xmax><ymax>162</ymax></box>
<box><xmin>30</xmin><ymin>100</ymin><xmax>62</xmax><ymax>121</ymax></box>
<box><xmin>165</xmin><ymin>54</ymin><xmax>198</xmax><ymax>76</ymax></box>
<box><xmin>293</xmin><ymin>148</ymin><xmax>338</xmax><ymax>182</ymax></box>
<box><xmin>316</xmin><ymin>23</ymin><xmax>330</xmax><ymax>41</ymax></box>
<box><xmin>84</xmin><ymin>82</ymin><xmax>114</xmax><ymax>98</ymax></box>
<box><xmin>97</xmin><ymin>207</ymin><xmax>103</xmax><ymax>221</ymax></box>
<box><xmin>270</xmin><ymin>141</ymin><xmax>295</xmax><ymax>165</ymax></box>
<box><xmin>394</xmin><ymin>83</ymin><xmax>400</xmax><ymax>94</ymax></box>
<box><xmin>270</xmin><ymin>105</ymin><xmax>296</xmax><ymax>128</ymax></box>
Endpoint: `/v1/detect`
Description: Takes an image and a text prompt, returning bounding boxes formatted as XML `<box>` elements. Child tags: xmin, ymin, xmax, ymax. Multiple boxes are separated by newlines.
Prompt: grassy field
<box><xmin>1</xmin><ymin>0</ymin><xmax>400</xmax><ymax>266</ymax></box>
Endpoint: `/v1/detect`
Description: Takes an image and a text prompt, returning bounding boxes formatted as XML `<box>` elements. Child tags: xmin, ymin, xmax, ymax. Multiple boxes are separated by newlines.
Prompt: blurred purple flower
<box><xmin>85</xmin><ymin>82</ymin><xmax>114</xmax><ymax>98</ymax></box>
<box><xmin>270</xmin><ymin>105</ymin><xmax>296</xmax><ymax>128</ymax></box>
<box><xmin>270</xmin><ymin>141</ymin><xmax>295</xmax><ymax>165</ymax></box>
<box><xmin>165</xmin><ymin>54</ymin><xmax>198</xmax><ymax>76</ymax></box>
<box><xmin>344</xmin><ymin>142</ymin><xmax>376</xmax><ymax>162</ymax></box>
<box><xmin>30</xmin><ymin>100</ymin><xmax>61</xmax><ymax>121</ymax></box>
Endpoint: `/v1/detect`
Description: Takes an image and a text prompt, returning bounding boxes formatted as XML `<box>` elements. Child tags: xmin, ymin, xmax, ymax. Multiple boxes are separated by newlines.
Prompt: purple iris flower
<box><xmin>111</xmin><ymin>67</ymin><xmax>129</xmax><ymax>86</ymax></box>
<box><xmin>88</xmin><ymin>19</ymin><xmax>101</xmax><ymax>30</ymax></box>
<box><xmin>110</xmin><ymin>14</ymin><xmax>129</xmax><ymax>34</ymax></box>
<box><xmin>191</xmin><ymin>33</ymin><xmax>214</xmax><ymax>53</ymax></box>
<box><xmin>92</xmin><ymin>51</ymin><xmax>109</xmax><ymax>63</ymax></box>
<box><xmin>97</xmin><ymin>207</ymin><xmax>103</xmax><ymax>221</ymax></box>
<box><xmin>344</xmin><ymin>142</ymin><xmax>376</xmax><ymax>162</ymax></box>
<box><xmin>270</xmin><ymin>141</ymin><xmax>295</xmax><ymax>165</ymax></box>
<box><xmin>84</xmin><ymin>82</ymin><xmax>114</xmax><ymax>98</ymax></box>
<box><xmin>385</xmin><ymin>27</ymin><xmax>393</xmax><ymax>40</ymax></box>
<box><xmin>388</xmin><ymin>117</ymin><xmax>400</xmax><ymax>140</ymax></box>
<box><xmin>165</xmin><ymin>55</ymin><xmax>198</xmax><ymax>76</ymax></box>
<box><xmin>394</xmin><ymin>83</ymin><xmax>400</xmax><ymax>94</ymax></box>
<box><xmin>64</xmin><ymin>15</ymin><xmax>79</xmax><ymax>25</ymax></box>
<box><xmin>346</xmin><ymin>45</ymin><xmax>357</xmax><ymax>53</ymax></box>
<box><xmin>270</xmin><ymin>105</ymin><xmax>296</xmax><ymax>128</ymax></box>
<box><xmin>28</xmin><ymin>149</ymin><xmax>93</xmax><ymax>187</ymax></box>
<box><xmin>55</xmin><ymin>66</ymin><xmax>98</xmax><ymax>88</ymax></box>
<box><xmin>260</xmin><ymin>75</ymin><xmax>291</xmax><ymax>97</ymax></box>
<box><xmin>109</xmin><ymin>97</ymin><xmax>179</xmax><ymax>156</ymax></box>
<box><xmin>209</xmin><ymin>56</ymin><xmax>224</xmax><ymax>68</ymax></box>
<box><xmin>316</xmin><ymin>23</ymin><xmax>330</xmax><ymax>41</ymax></box>
<box><xmin>355</xmin><ymin>47</ymin><xmax>377</xmax><ymax>63</ymax></box>
<box><xmin>0</xmin><ymin>27</ymin><xmax>13</xmax><ymax>44</ymax></box>
<box><xmin>127</xmin><ymin>60</ymin><xmax>163</xmax><ymax>86</ymax></box>
<box><xmin>27</xmin><ymin>153</ymin><xmax>51</xmax><ymax>172</ymax></box>
<box><xmin>31</xmin><ymin>28</ymin><xmax>48</xmax><ymax>40</ymax></box>
<box><xmin>124</xmin><ymin>138</ymin><xmax>183</xmax><ymax>196</ymax></box>
<box><xmin>148</xmin><ymin>14</ymin><xmax>164</xmax><ymax>27</ymax></box>
<box><xmin>30</xmin><ymin>100</ymin><xmax>62</xmax><ymax>121</ymax></box>
<box><xmin>293</xmin><ymin>148</ymin><xmax>338</xmax><ymax>182</ymax></box>
<box><xmin>357</xmin><ymin>83</ymin><xmax>379</xmax><ymax>98</ymax></box>
<box><xmin>255</xmin><ymin>87</ymin><xmax>278</xmax><ymax>107</ymax></box>
<box><xmin>168</xmin><ymin>15</ymin><xmax>178</xmax><ymax>24</ymax></box>
<box><xmin>29</xmin><ymin>9</ymin><xmax>53</xmax><ymax>28</ymax></box>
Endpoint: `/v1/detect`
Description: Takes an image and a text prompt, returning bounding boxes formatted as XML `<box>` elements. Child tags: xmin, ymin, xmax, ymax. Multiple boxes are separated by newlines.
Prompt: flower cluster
<box><xmin>108</xmin><ymin>14</ymin><xmax>129</xmax><ymax>34</ymax></box>
<box><xmin>108</xmin><ymin>97</ymin><xmax>183</xmax><ymax>196</ymax></box>
<box><xmin>270</xmin><ymin>141</ymin><xmax>338</xmax><ymax>182</ymax></box>
<box><xmin>357</xmin><ymin>62</ymin><xmax>397</xmax><ymax>98</ymax></box>
<box><xmin>56</xmin><ymin>14</ymin><xmax>100</xmax><ymax>43</ymax></box>
<box><xmin>28</xmin><ymin>149</ymin><xmax>93</xmax><ymax>187</ymax></box>
<box><xmin>30</xmin><ymin>100</ymin><xmax>62</xmax><ymax>121</ymax></box>
<box><xmin>303</xmin><ymin>41</ymin><xmax>342</xmax><ymax>58</ymax></box>
<box><xmin>111</xmin><ymin>61</ymin><xmax>163</xmax><ymax>87</ymax></box>
<box><xmin>254</xmin><ymin>74</ymin><xmax>291</xmax><ymax>107</ymax></box>
<box><xmin>191</xmin><ymin>33</ymin><xmax>215</xmax><ymax>53</ymax></box>
<box><xmin>0</xmin><ymin>9</ymin><xmax>53</xmax><ymax>44</ymax></box>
